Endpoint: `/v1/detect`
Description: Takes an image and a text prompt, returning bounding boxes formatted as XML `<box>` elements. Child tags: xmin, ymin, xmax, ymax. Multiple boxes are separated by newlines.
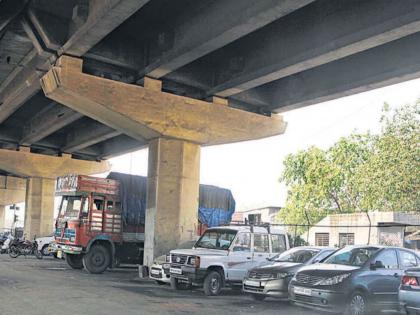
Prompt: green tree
<box><xmin>278</xmin><ymin>102</ymin><xmax>420</xmax><ymax>232</ymax></box>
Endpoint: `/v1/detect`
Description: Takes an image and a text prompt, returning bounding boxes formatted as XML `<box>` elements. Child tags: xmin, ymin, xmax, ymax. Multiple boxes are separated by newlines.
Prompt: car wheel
<box><xmin>251</xmin><ymin>294</ymin><xmax>266</xmax><ymax>301</ymax></box>
<box><xmin>41</xmin><ymin>245</ymin><xmax>50</xmax><ymax>256</ymax></box>
<box><xmin>83</xmin><ymin>245</ymin><xmax>111</xmax><ymax>274</ymax></box>
<box><xmin>203</xmin><ymin>271</ymin><xmax>223</xmax><ymax>296</ymax></box>
<box><xmin>65</xmin><ymin>253</ymin><xmax>84</xmax><ymax>269</ymax></box>
<box><xmin>347</xmin><ymin>292</ymin><xmax>369</xmax><ymax>315</ymax></box>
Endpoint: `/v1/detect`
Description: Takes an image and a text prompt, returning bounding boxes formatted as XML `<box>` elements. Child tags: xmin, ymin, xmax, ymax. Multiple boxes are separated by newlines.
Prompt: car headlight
<box><xmin>162</xmin><ymin>263</ymin><xmax>170</xmax><ymax>269</ymax></box>
<box><xmin>317</xmin><ymin>273</ymin><xmax>351</xmax><ymax>286</ymax></box>
<box><xmin>189</xmin><ymin>256</ymin><xmax>200</xmax><ymax>268</ymax></box>
<box><xmin>277</xmin><ymin>272</ymin><xmax>293</xmax><ymax>279</ymax></box>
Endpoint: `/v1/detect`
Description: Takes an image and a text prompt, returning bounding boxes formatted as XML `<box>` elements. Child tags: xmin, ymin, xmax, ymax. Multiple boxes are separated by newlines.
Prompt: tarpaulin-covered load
<box><xmin>198</xmin><ymin>184</ymin><xmax>236</xmax><ymax>227</ymax></box>
<box><xmin>106</xmin><ymin>173</ymin><xmax>235</xmax><ymax>227</ymax></box>
<box><xmin>107</xmin><ymin>172</ymin><xmax>147</xmax><ymax>225</ymax></box>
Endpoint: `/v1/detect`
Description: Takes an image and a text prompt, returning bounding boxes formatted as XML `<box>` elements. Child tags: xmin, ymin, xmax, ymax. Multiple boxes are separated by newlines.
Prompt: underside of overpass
<box><xmin>1</xmin><ymin>0</ymin><xmax>420</xmax><ymax>262</ymax></box>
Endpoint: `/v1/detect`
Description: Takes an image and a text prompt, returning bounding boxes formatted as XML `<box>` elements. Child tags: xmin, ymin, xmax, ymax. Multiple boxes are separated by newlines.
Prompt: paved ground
<box><xmin>0</xmin><ymin>254</ymin><xmax>318</xmax><ymax>315</ymax></box>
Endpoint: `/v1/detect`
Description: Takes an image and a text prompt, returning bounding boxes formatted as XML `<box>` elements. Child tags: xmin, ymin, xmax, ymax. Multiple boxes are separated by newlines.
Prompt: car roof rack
<box><xmin>221</xmin><ymin>221</ymin><xmax>273</xmax><ymax>233</ymax></box>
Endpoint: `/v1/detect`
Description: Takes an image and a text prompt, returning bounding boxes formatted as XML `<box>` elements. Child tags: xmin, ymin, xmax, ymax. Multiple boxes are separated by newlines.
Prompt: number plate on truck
<box><xmin>150</xmin><ymin>269</ymin><xmax>160</xmax><ymax>275</ymax></box>
<box><xmin>170</xmin><ymin>267</ymin><xmax>182</xmax><ymax>275</ymax></box>
<box><xmin>294</xmin><ymin>286</ymin><xmax>312</xmax><ymax>296</ymax></box>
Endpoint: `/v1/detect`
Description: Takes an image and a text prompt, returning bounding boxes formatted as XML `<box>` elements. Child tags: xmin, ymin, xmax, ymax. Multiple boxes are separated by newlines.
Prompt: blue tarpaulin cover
<box><xmin>107</xmin><ymin>173</ymin><xmax>235</xmax><ymax>227</ymax></box>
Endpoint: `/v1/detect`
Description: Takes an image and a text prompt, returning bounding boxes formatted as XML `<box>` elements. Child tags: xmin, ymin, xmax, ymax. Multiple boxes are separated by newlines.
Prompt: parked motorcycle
<box><xmin>8</xmin><ymin>238</ymin><xmax>43</xmax><ymax>259</ymax></box>
<box><xmin>1</xmin><ymin>234</ymin><xmax>13</xmax><ymax>254</ymax></box>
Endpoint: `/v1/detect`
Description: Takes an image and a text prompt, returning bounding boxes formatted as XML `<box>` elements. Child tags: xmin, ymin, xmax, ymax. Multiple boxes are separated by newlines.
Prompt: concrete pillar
<box><xmin>144</xmin><ymin>138</ymin><xmax>200</xmax><ymax>266</ymax></box>
<box><xmin>0</xmin><ymin>205</ymin><xmax>5</xmax><ymax>231</ymax></box>
<box><xmin>24</xmin><ymin>177</ymin><xmax>56</xmax><ymax>239</ymax></box>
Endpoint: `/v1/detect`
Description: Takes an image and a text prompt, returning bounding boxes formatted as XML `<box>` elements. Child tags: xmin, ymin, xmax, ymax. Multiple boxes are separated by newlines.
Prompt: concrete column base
<box><xmin>24</xmin><ymin>178</ymin><xmax>55</xmax><ymax>239</ymax></box>
<box><xmin>144</xmin><ymin>138</ymin><xmax>200</xmax><ymax>266</ymax></box>
<box><xmin>0</xmin><ymin>205</ymin><xmax>5</xmax><ymax>231</ymax></box>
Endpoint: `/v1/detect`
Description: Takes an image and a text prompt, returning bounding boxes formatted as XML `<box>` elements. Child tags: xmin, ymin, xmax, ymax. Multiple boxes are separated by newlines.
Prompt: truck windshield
<box><xmin>323</xmin><ymin>247</ymin><xmax>379</xmax><ymax>266</ymax></box>
<box><xmin>195</xmin><ymin>229</ymin><xmax>237</xmax><ymax>250</ymax></box>
<box><xmin>60</xmin><ymin>196</ymin><xmax>82</xmax><ymax>218</ymax></box>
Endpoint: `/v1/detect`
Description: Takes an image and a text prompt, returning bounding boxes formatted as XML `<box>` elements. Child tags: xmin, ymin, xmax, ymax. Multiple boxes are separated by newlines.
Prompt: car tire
<box><xmin>251</xmin><ymin>294</ymin><xmax>266</xmax><ymax>301</ymax></box>
<box><xmin>346</xmin><ymin>291</ymin><xmax>369</xmax><ymax>315</ymax></box>
<box><xmin>83</xmin><ymin>244</ymin><xmax>111</xmax><ymax>274</ymax></box>
<box><xmin>65</xmin><ymin>253</ymin><xmax>84</xmax><ymax>269</ymax></box>
<box><xmin>203</xmin><ymin>271</ymin><xmax>223</xmax><ymax>296</ymax></box>
<box><xmin>41</xmin><ymin>245</ymin><xmax>50</xmax><ymax>256</ymax></box>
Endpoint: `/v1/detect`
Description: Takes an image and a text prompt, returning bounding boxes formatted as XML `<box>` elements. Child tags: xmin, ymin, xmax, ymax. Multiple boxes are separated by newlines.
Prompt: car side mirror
<box><xmin>370</xmin><ymin>260</ymin><xmax>385</xmax><ymax>270</ymax></box>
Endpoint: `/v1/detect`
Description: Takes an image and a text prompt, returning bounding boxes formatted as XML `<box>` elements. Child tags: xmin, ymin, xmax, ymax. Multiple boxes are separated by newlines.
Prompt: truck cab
<box><xmin>169</xmin><ymin>225</ymin><xmax>289</xmax><ymax>296</ymax></box>
<box><xmin>55</xmin><ymin>175</ymin><xmax>144</xmax><ymax>274</ymax></box>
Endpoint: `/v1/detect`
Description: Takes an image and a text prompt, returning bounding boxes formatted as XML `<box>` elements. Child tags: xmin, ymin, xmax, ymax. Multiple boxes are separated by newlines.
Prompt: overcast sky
<box><xmin>109</xmin><ymin>78</ymin><xmax>420</xmax><ymax>212</ymax></box>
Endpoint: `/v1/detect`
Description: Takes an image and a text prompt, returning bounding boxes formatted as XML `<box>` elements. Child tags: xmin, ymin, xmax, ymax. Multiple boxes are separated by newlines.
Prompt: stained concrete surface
<box><xmin>0</xmin><ymin>255</ymin><xmax>316</xmax><ymax>315</ymax></box>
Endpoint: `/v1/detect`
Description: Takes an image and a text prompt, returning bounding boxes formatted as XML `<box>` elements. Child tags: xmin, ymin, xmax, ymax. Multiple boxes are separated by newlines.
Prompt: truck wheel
<box><xmin>83</xmin><ymin>244</ymin><xmax>110</xmax><ymax>274</ymax></box>
<box><xmin>170</xmin><ymin>277</ymin><xmax>191</xmax><ymax>290</ymax></box>
<box><xmin>65</xmin><ymin>253</ymin><xmax>84</xmax><ymax>269</ymax></box>
<box><xmin>203</xmin><ymin>271</ymin><xmax>223</xmax><ymax>296</ymax></box>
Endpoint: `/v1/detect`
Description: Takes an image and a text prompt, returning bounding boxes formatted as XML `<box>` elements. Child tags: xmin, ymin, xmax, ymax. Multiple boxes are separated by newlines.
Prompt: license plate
<box><xmin>294</xmin><ymin>286</ymin><xmax>312</xmax><ymax>296</ymax></box>
<box><xmin>150</xmin><ymin>269</ymin><xmax>160</xmax><ymax>275</ymax></box>
<box><xmin>170</xmin><ymin>267</ymin><xmax>182</xmax><ymax>275</ymax></box>
<box><xmin>57</xmin><ymin>250</ymin><xmax>63</xmax><ymax>259</ymax></box>
<box><xmin>244</xmin><ymin>280</ymin><xmax>260</xmax><ymax>287</ymax></box>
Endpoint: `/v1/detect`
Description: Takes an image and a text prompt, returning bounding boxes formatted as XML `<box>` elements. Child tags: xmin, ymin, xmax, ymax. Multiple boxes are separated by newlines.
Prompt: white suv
<box><xmin>169</xmin><ymin>225</ymin><xmax>289</xmax><ymax>296</ymax></box>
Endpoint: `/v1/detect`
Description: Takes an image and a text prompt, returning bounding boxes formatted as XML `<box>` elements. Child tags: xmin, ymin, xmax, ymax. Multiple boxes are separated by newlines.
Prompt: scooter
<box><xmin>1</xmin><ymin>234</ymin><xmax>13</xmax><ymax>254</ymax></box>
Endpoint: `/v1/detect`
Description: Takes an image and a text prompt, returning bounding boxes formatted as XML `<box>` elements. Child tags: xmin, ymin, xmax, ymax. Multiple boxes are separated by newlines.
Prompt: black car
<box><xmin>289</xmin><ymin>245</ymin><xmax>420</xmax><ymax>315</ymax></box>
<box><xmin>243</xmin><ymin>246</ymin><xmax>335</xmax><ymax>300</ymax></box>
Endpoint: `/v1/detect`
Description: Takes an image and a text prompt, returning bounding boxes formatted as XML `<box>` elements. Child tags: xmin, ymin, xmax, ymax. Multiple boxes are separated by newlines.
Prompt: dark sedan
<box><xmin>289</xmin><ymin>245</ymin><xmax>420</xmax><ymax>315</ymax></box>
<box><xmin>243</xmin><ymin>246</ymin><xmax>335</xmax><ymax>300</ymax></box>
<box><xmin>399</xmin><ymin>267</ymin><xmax>420</xmax><ymax>315</ymax></box>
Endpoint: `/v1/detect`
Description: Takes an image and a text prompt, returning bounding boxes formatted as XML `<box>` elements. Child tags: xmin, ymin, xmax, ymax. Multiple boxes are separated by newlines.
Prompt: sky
<box><xmin>5</xmin><ymin>78</ymin><xmax>420</xmax><ymax>230</ymax></box>
<box><xmin>109</xmin><ymin>78</ymin><xmax>420</xmax><ymax>212</ymax></box>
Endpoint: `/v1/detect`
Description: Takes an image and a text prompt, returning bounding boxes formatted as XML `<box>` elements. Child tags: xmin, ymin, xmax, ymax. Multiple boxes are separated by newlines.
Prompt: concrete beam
<box><xmin>0</xmin><ymin>148</ymin><xmax>110</xmax><ymax>178</ymax></box>
<box><xmin>0</xmin><ymin>0</ymin><xmax>27</xmax><ymax>34</ymax></box>
<box><xmin>96</xmin><ymin>135</ymin><xmax>146</xmax><ymax>159</ymax></box>
<box><xmin>175</xmin><ymin>0</ymin><xmax>420</xmax><ymax>98</ymax></box>
<box><xmin>60</xmin><ymin>0</ymin><xmax>150</xmax><ymax>56</ymax></box>
<box><xmin>62</xmin><ymin>121</ymin><xmax>121</xmax><ymax>153</ymax></box>
<box><xmin>20</xmin><ymin>102</ymin><xmax>83</xmax><ymax>145</ymax></box>
<box><xmin>141</xmin><ymin>0</ymin><xmax>313</xmax><ymax>78</ymax></box>
<box><xmin>0</xmin><ymin>49</ymin><xmax>54</xmax><ymax>124</ymax></box>
<box><xmin>41</xmin><ymin>56</ymin><xmax>286</xmax><ymax>145</ymax></box>
<box><xmin>266</xmin><ymin>32</ymin><xmax>420</xmax><ymax>113</ymax></box>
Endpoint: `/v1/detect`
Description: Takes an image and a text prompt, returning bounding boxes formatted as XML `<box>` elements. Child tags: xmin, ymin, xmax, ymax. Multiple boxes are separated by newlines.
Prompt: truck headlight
<box><xmin>317</xmin><ymin>273</ymin><xmax>351</xmax><ymax>286</ymax></box>
<box><xmin>189</xmin><ymin>256</ymin><xmax>200</xmax><ymax>268</ymax></box>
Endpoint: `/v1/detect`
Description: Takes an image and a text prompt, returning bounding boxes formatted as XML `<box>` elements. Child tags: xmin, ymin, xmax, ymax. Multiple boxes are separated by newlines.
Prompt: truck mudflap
<box><xmin>169</xmin><ymin>265</ymin><xmax>207</xmax><ymax>284</ymax></box>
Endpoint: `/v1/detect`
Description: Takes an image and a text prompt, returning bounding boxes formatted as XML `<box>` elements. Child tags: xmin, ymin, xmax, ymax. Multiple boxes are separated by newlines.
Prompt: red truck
<box><xmin>54</xmin><ymin>173</ymin><xmax>235</xmax><ymax>274</ymax></box>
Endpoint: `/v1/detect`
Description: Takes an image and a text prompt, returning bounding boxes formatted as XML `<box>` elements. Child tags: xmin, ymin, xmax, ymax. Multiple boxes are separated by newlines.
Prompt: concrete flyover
<box><xmin>1</xmin><ymin>0</ymin><xmax>420</xmax><ymax>263</ymax></box>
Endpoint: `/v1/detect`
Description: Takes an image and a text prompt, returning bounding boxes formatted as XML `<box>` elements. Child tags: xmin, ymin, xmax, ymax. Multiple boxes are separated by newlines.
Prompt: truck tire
<box><xmin>83</xmin><ymin>244</ymin><xmax>111</xmax><ymax>274</ymax></box>
<box><xmin>65</xmin><ymin>253</ymin><xmax>84</xmax><ymax>269</ymax></box>
<box><xmin>203</xmin><ymin>271</ymin><xmax>223</xmax><ymax>296</ymax></box>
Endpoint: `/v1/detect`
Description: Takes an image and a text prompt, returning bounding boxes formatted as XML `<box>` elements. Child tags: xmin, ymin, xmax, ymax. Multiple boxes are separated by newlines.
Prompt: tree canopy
<box><xmin>278</xmin><ymin>102</ymin><xmax>420</xmax><ymax>231</ymax></box>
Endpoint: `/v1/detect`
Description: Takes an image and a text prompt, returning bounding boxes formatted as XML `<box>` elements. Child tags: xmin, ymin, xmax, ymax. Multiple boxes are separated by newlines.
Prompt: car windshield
<box><xmin>60</xmin><ymin>196</ymin><xmax>82</xmax><ymax>218</ymax></box>
<box><xmin>195</xmin><ymin>229</ymin><xmax>237</xmax><ymax>250</ymax></box>
<box><xmin>272</xmin><ymin>248</ymin><xmax>320</xmax><ymax>263</ymax></box>
<box><xmin>324</xmin><ymin>247</ymin><xmax>380</xmax><ymax>266</ymax></box>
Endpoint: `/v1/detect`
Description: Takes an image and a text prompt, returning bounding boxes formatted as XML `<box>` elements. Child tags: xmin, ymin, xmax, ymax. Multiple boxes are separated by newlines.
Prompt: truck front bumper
<box><xmin>169</xmin><ymin>265</ymin><xmax>207</xmax><ymax>284</ymax></box>
<box><xmin>56</xmin><ymin>243</ymin><xmax>83</xmax><ymax>255</ymax></box>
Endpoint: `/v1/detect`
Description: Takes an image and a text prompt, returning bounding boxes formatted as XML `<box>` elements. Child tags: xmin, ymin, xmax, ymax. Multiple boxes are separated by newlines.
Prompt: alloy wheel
<box><xmin>350</xmin><ymin>294</ymin><xmax>366</xmax><ymax>315</ymax></box>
